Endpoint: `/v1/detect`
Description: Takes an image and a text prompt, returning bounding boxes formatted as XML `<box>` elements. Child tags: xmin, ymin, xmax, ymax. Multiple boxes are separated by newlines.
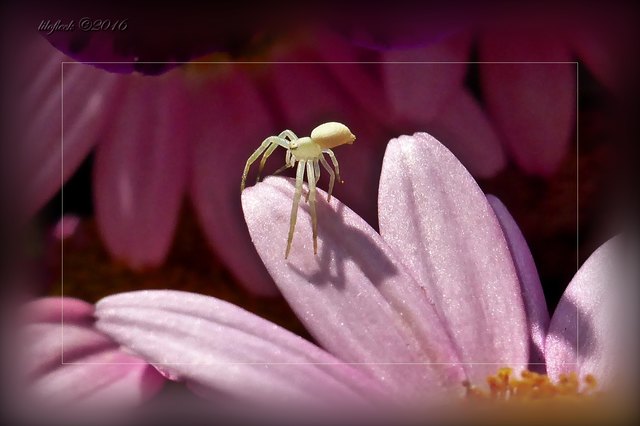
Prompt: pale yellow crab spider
<box><xmin>241</xmin><ymin>122</ymin><xmax>356</xmax><ymax>258</ymax></box>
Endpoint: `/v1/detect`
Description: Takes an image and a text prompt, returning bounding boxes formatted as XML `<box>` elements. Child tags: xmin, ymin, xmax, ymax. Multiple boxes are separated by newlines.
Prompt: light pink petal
<box><xmin>15</xmin><ymin>36</ymin><xmax>123</xmax><ymax>218</ymax></box>
<box><xmin>189</xmin><ymin>68</ymin><xmax>279</xmax><ymax>296</ymax></box>
<box><xmin>30</xmin><ymin>345</ymin><xmax>163</xmax><ymax>409</ymax></box>
<box><xmin>378</xmin><ymin>133</ymin><xmax>528</xmax><ymax>385</ymax></box>
<box><xmin>242</xmin><ymin>177</ymin><xmax>466</xmax><ymax>401</ymax></box>
<box><xmin>381</xmin><ymin>32</ymin><xmax>471</xmax><ymax>124</ymax></box>
<box><xmin>426</xmin><ymin>88</ymin><xmax>507</xmax><ymax>178</ymax></box>
<box><xmin>546</xmin><ymin>237</ymin><xmax>624</xmax><ymax>388</ymax></box>
<box><xmin>94</xmin><ymin>70</ymin><xmax>189</xmax><ymax>270</ymax></box>
<box><xmin>17</xmin><ymin>300</ymin><xmax>164</xmax><ymax>413</ymax></box>
<box><xmin>479</xmin><ymin>32</ymin><xmax>576</xmax><ymax>176</ymax></box>
<box><xmin>95</xmin><ymin>290</ymin><xmax>385</xmax><ymax>408</ymax></box>
<box><xmin>487</xmin><ymin>195</ymin><xmax>549</xmax><ymax>368</ymax></box>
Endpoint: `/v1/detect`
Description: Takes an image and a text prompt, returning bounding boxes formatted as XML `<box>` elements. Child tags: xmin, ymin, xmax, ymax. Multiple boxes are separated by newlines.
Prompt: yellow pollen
<box><xmin>464</xmin><ymin>368</ymin><xmax>600</xmax><ymax>403</ymax></box>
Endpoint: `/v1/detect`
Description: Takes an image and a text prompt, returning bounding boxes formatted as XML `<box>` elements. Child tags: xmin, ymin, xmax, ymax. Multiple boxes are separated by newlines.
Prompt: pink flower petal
<box><xmin>378</xmin><ymin>133</ymin><xmax>528</xmax><ymax>385</ymax></box>
<box><xmin>312</xmin><ymin>30</ymin><xmax>392</xmax><ymax>124</ymax></box>
<box><xmin>189</xmin><ymin>67</ymin><xmax>278</xmax><ymax>296</ymax></box>
<box><xmin>95</xmin><ymin>290</ymin><xmax>385</xmax><ymax>408</ymax></box>
<box><xmin>16</xmin><ymin>299</ymin><xmax>164</xmax><ymax>414</ymax></box>
<box><xmin>15</xmin><ymin>36</ymin><xmax>123</xmax><ymax>217</ymax></box>
<box><xmin>570</xmin><ymin>28</ymin><xmax>618</xmax><ymax>92</ymax></box>
<box><xmin>425</xmin><ymin>88</ymin><xmax>507</xmax><ymax>178</ymax></box>
<box><xmin>479</xmin><ymin>32</ymin><xmax>575</xmax><ymax>176</ymax></box>
<box><xmin>381</xmin><ymin>32</ymin><xmax>471</xmax><ymax>124</ymax></box>
<box><xmin>242</xmin><ymin>177</ymin><xmax>466</xmax><ymax>400</ymax></box>
<box><xmin>94</xmin><ymin>71</ymin><xmax>189</xmax><ymax>270</ymax></box>
<box><xmin>545</xmin><ymin>237</ymin><xmax>623</xmax><ymax>388</ymax></box>
<box><xmin>30</xmin><ymin>347</ymin><xmax>163</xmax><ymax>409</ymax></box>
<box><xmin>487</xmin><ymin>195</ymin><xmax>549</xmax><ymax>368</ymax></box>
<box><xmin>20</xmin><ymin>297</ymin><xmax>94</xmax><ymax>325</ymax></box>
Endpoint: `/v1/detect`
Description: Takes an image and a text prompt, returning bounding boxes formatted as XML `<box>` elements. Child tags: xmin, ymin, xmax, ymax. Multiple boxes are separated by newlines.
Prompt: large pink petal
<box><xmin>378</xmin><ymin>133</ymin><xmax>528</xmax><ymax>385</ymax></box>
<box><xmin>16</xmin><ymin>298</ymin><xmax>164</xmax><ymax>415</ymax></box>
<box><xmin>381</xmin><ymin>31</ymin><xmax>471</xmax><ymax>124</ymax></box>
<box><xmin>487</xmin><ymin>195</ymin><xmax>549</xmax><ymax>368</ymax></box>
<box><xmin>425</xmin><ymin>88</ymin><xmax>507</xmax><ymax>178</ymax></box>
<box><xmin>14</xmin><ymin>36</ymin><xmax>123</xmax><ymax>218</ymax></box>
<box><xmin>94</xmin><ymin>70</ymin><xmax>189</xmax><ymax>270</ymax></box>
<box><xmin>479</xmin><ymin>32</ymin><xmax>576</xmax><ymax>176</ymax></box>
<box><xmin>95</xmin><ymin>290</ymin><xmax>385</xmax><ymax>409</ymax></box>
<box><xmin>545</xmin><ymin>237</ymin><xmax>624</xmax><ymax>388</ymax></box>
<box><xmin>189</xmin><ymin>67</ymin><xmax>279</xmax><ymax>296</ymax></box>
<box><xmin>242</xmin><ymin>177</ymin><xmax>466</xmax><ymax>401</ymax></box>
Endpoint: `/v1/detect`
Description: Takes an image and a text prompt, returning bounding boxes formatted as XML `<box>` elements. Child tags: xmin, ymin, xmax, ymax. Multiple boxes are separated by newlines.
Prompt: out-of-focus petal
<box><xmin>487</xmin><ymin>195</ymin><xmax>549</xmax><ymax>368</ymax></box>
<box><xmin>381</xmin><ymin>32</ymin><xmax>471</xmax><ymax>124</ymax></box>
<box><xmin>95</xmin><ymin>290</ymin><xmax>385</xmax><ymax>408</ymax></box>
<box><xmin>17</xmin><ymin>298</ymin><xmax>164</xmax><ymax>413</ymax></box>
<box><xmin>15</xmin><ymin>36</ymin><xmax>123</xmax><ymax>217</ymax></box>
<box><xmin>378</xmin><ymin>133</ymin><xmax>528</xmax><ymax>385</ymax></box>
<box><xmin>570</xmin><ymin>29</ymin><xmax>618</xmax><ymax>91</ymax></box>
<box><xmin>426</xmin><ymin>89</ymin><xmax>507</xmax><ymax>178</ymax></box>
<box><xmin>479</xmin><ymin>32</ymin><xmax>575</xmax><ymax>176</ymax></box>
<box><xmin>242</xmin><ymin>177</ymin><xmax>465</xmax><ymax>401</ymax></box>
<box><xmin>94</xmin><ymin>70</ymin><xmax>189</xmax><ymax>270</ymax></box>
<box><xmin>312</xmin><ymin>30</ymin><xmax>392</xmax><ymax>124</ymax></box>
<box><xmin>20</xmin><ymin>297</ymin><xmax>94</xmax><ymax>325</ymax></box>
<box><xmin>545</xmin><ymin>237</ymin><xmax>621</xmax><ymax>388</ymax></box>
<box><xmin>189</xmin><ymin>67</ymin><xmax>279</xmax><ymax>296</ymax></box>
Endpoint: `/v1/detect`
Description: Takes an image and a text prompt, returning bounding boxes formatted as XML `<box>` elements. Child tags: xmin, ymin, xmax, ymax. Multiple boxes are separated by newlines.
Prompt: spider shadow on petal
<box><xmin>288</xmin><ymin>198</ymin><xmax>398</xmax><ymax>290</ymax></box>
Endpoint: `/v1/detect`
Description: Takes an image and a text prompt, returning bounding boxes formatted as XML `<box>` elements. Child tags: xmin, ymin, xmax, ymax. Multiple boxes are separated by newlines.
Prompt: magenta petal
<box><xmin>479</xmin><ymin>32</ymin><xmax>575</xmax><ymax>176</ymax></box>
<box><xmin>426</xmin><ymin>89</ymin><xmax>507</xmax><ymax>178</ymax></box>
<box><xmin>95</xmin><ymin>290</ymin><xmax>384</xmax><ymax>407</ymax></box>
<box><xmin>378</xmin><ymin>134</ymin><xmax>528</xmax><ymax>384</ymax></box>
<box><xmin>545</xmin><ymin>237</ymin><xmax>622</xmax><ymax>387</ymax></box>
<box><xmin>189</xmin><ymin>68</ymin><xmax>278</xmax><ymax>296</ymax></box>
<box><xmin>487</xmin><ymin>195</ymin><xmax>549</xmax><ymax>367</ymax></box>
<box><xmin>16</xmin><ymin>36</ymin><xmax>122</xmax><ymax>217</ymax></box>
<box><xmin>94</xmin><ymin>71</ymin><xmax>189</xmax><ymax>269</ymax></box>
<box><xmin>382</xmin><ymin>32</ymin><xmax>471</xmax><ymax>123</ymax></box>
<box><xmin>20</xmin><ymin>297</ymin><xmax>94</xmax><ymax>324</ymax></box>
<box><xmin>242</xmin><ymin>177</ymin><xmax>465</xmax><ymax>400</ymax></box>
<box><xmin>18</xmin><ymin>300</ymin><xmax>164</xmax><ymax>412</ymax></box>
<box><xmin>313</xmin><ymin>30</ymin><xmax>392</xmax><ymax>124</ymax></box>
<box><xmin>570</xmin><ymin>27</ymin><xmax>618</xmax><ymax>92</ymax></box>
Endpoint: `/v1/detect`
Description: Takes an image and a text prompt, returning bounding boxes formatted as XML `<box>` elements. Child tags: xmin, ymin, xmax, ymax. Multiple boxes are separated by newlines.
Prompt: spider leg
<box><xmin>314</xmin><ymin>159</ymin><xmax>321</xmax><ymax>184</ymax></box>
<box><xmin>319</xmin><ymin>155</ymin><xmax>335</xmax><ymax>202</ymax></box>
<box><xmin>241</xmin><ymin>136</ymin><xmax>288</xmax><ymax>191</ymax></box>
<box><xmin>304</xmin><ymin>159</ymin><xmax>321</xmax><ymax>203</ymax></box>
<box><xmin>324</xmin><ymin>149</ymin><xmax>343</xmax><ymax>183</ymax></box>
<box><xmin>256</xmin><ymin>143</ymin><xmax>280</xmax><ymax>183</ymax></box>
<box><xmin>306</xmin><ymin>160</ymin><xmax>318</xmax><ymax>255</ymax></box>
<box><xmin>273</xmin><ymin>150</ymin><xmax>294</xmax><ymax>176</ymax></box>
<box><xmin>303</xmin><ymin>160</ymin><xmax>321</xmax><ymax>203</ymax></box>
<box><xmin>279</xmin><ymin>130</ymin><xmax>298</xmax><ymax>141</ymax></box>
<box><xmin>285</xmin><ymin>160</ymin><xmax>306</xmax><ymax>259</ymax></box>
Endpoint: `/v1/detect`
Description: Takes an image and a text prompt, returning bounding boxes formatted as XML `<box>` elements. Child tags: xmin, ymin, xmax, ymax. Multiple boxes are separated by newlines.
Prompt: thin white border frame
<box><xmin>60</xmin><ymin>60</ymin><xmax>580</xmax><ymax>368</ymax></box>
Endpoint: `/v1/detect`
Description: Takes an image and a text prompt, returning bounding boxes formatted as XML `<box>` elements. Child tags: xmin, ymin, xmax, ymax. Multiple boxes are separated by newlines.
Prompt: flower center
<box><xmin>463</xmin><ymin>367</ymin><xmax>599</xmax><ymax>402</ymax></box>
